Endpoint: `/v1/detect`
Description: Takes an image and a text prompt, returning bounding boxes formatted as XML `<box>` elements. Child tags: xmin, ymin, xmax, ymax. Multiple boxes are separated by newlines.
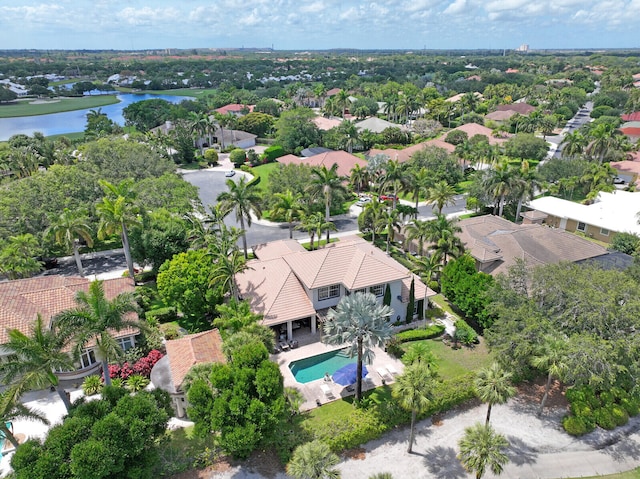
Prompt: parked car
<box><xmin>379</xmin><ymin>194</ymin><xmax>398</xmax><ymax>202</ymax></box>
<box><xmin>225</xmin><ymin>170</ymin><xmax>236</xmax><ymax>177</ymax></box>
<box><xmin>356</xmin><ymin>197</ymin><xmax>372</xmax><ymax>207</ymax></box>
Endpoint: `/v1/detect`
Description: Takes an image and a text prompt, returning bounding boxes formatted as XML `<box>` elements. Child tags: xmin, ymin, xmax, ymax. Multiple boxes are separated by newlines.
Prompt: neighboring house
<box><xmin>620</xmin><ymin>121</ymin><xmax>640</xmax><ymax>142</ymax></box>
<box><xmin>214</xmin><ymin>103</ymin><xmax>254</xmax><ymax>116</ymax></box>
<box><xmin>355</xmin><ymin>117</ymin><xmax>403</xmax><ymax>134</ymax></box>
<box><xmin>494</xmin><ymin>103</ymin><xmax>536</xmax><ymax>116</ymax></box>
<box><xmin>277</xmin><ymin>149</ymin><xmax>367</xmax><ymax>178</ymax></box>
<box><xmin>152</xmin><ymin>121</ymin><xmax>257</xmax><ymax>149</ymax></box>
<box><xmin>622</xmin><ymin>112</ymin><xmax>640</xmax><ymax>122</ymax></box>
<box><xmin>235</xmin><ymin>236</ymin><xmax>435</xmax><ymax>341</ymax></box>
<box><xmin>325</xmin><ymin>88</ymin><xmax>342</xmax><ymax>97</ymax></box>
<box><xmin>445</xmin><ymin>92</ymin><xmax>483</xmax><ymax>103</ymax></box>
<box><xmin>457</xmin><ymin>215</ymin><xmax>621</xmax><ymax>275</ymax></box>
<box><xmin>527</xmin><ymin>191</ymin><xmax>640</xmax><ymax>243</ymax></box>
<box><xmin>150</xmin><ymin>329</ymin><xmax>225</xmax><ymax>417</ymax></box>
<box><xmin>0</xmin><ymin>79</ymin><xmax>28</xmax><ymax>97</ymax></box>
<box><xmin>0</xmin><ymin>276</ymin><xmax>138</xmax><ymax>381</ymax></box>
<box><xmin>313</xmin><ymin>116</ymin><xmax>343</xmax><ymax>131</ymax></box>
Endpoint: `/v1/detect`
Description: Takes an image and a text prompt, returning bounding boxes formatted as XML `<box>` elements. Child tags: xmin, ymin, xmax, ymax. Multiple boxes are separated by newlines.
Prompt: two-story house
<box><xmin>235</xmin><ymin>236</ymin><xmax>435</xmax><ymax>342</ymax></box>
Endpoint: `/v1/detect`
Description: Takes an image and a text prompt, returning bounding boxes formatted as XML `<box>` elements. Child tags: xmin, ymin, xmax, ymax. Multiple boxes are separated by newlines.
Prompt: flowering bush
<box><xmin>105</xmin><ymin>349</ymin><xmax>164</xmax><ymax>381</ymax></box>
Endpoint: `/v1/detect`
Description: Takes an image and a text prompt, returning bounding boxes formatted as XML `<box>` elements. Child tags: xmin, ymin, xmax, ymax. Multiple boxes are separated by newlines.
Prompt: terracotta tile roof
<box><xmin>0</xmin><ymin>276</ymin><xmax>136</xmax><ymax>345</ymax></box>
<box><xmin>458</xmin><ymin>215</ymin><xmax>608</xmax><ymax>275</ymax></box>
<box><xmin>214</xmin><ymin>103</ymin><xmax>254</xmax><ymax>114</ymax></box>
<box><xmin>276</xmin><ymin>150</ymin><xmax>366</xmax><ymax>178</ymax></box>
<box><xmin>620</xmin><ymin>127</ymin><xmax>640</xmax><ymax>139</ymax></box>
<box><xmin>495</xmin><ymin>103</ymin><xmax>536</xmax><ymax>115</ymax></box>
<box><xmin>313</xmin><ymin>116</ymin><xmax>343</xmax><ymax>131</ymax></box>
<box><xmin>622</xmin><ymin>112</ymin><xmax>640</xmax><ymax>122</ymax></box>
<box><xmin>453</xmin><ymin>123</ymin><xmax>508</xmax><ymax>145</ymax></box>
<box><xmin>445</xmin><ymin>92</ymin><xmax>483</xmax><ymax>103</ymax></box>
<box><xmin>165</xmin><ymin>329</ymin><xmax>226</xmax><ymax>392</ymax></box>
<box><xmin>485</xmin><ymin>110</ymin><xmax>517</xmax><ymax>122</ymax></box>
<box><xmin>326</xmin><ymin>88</ymin><xmax>342</xmax><ymax>97</ymax></box>
<box><xmin>253</xmin><ymin>239</ymin><xmax>306</xmax><ymax>261</ymax></box>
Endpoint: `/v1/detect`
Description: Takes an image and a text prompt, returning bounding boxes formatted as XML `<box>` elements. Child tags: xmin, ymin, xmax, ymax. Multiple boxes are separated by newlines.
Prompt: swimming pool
<box><xmin>289</xmin><ymin>349</ymin><xmax>355</xmax><ymax>384</ymax></box>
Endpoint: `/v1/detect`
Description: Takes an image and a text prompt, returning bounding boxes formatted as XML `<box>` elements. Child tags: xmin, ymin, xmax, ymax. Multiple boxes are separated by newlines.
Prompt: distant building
<box><xmin>515</xmin><ymin>44</ymin><xmax>529</xmax><ymax>53</ymax></box>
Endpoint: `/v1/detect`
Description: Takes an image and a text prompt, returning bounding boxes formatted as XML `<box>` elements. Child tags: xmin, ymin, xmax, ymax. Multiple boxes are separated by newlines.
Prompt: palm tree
<box><xmin>405</xmin><ymin>167</ymin><xmax>433</xmax><ymax>216</ymax></box>
<box><xmin>54</xmin><ymin>280</ymin><xmax>140</xmax><ymax>387</ymax></box>
<box><xmin>586</xmin><ymin>122</ymin><xmax>619</xmax><ymax>164</ymax></box>
<box><xmin>405</xmin><ymin>219</ymin><xmax>431</xmax><ymax>256</ymax></box>
<box><xmin>46</xmin><ymin>208</ymin><xmax>93</xmax><ymax>277</ymax></box>
<box><xmin>412</xmin><ymin>253</ymin><xmax>442</xmax><ymax>286</ymax></box>
<box><xmin>296</xmin><ymin>212</ymin><xmax>323</xmax><ymax>251</ymax></box>
<box><xmin>392</xmin><ymin>363</ymin><xmax>434</xmax><ymax>453</ymax></box>
<box><xmin>286</xmin><ymin>440</ymin><xmax>341</xmax><ymax>479</ymax></box>
<box><xmin>362</xmin><ymin>197</ymin><xmax>386</xmax><ymax>244</ymax></box>
<box><xmin>350</xmin><ymin>163</ymin><xmax>370</xmax><ymax>194</ymax></box>
<box><xmin>217</xmin><ymin>176</ymin><xmax>262</xmax><ymax>259</ymax></box>
<box><xmin>482</xmin><ymin>161</ymin><xmax>514</xmax><ymax>217</ymax></box>
<box><xmin>324</xmin><ymin>292</ymin><xmax>393</xmax><ymax>401</ymax></box>
<box><xmin>560</xmin><ymin>130</ymin><xmax>587</xmax><ymax>159</ymax></box>
<box><xmin>382</xmin><ymin>208</ymin><xmax>401</xmax><ymax>255</ymax></box>
<box><xmin>0</xmin><ymin>386</ymin><xmax>49</xmax><ymax>449</ymax></box>
<box><xmin>272</xmin><ymin>190</ymin><xmax>304</xmax><ymax>239</ymax></box>
<box><xmin>512</xmin><ymin>161</ymin><xmax>541</xmax><ymax>223</ymax></box>
<box><xmin>339</xmin><ymin>120</ymin><xmax>359</xmax><ymax>154</ymax></box>
<box><xmin>214</xmin><ymin>112</ymin><xmax>237</xmax><ymax>149</ymax></box>
<box><xmin>336</xmin><ymin>89</ymin><xmax>350</xmax><ymax>118</ymax></box>
<box><xmin>189</xmin><ymin>112</ymin><xmax>208</xmax><ymax>156</ymax></box>
<box><xmin>209</xmin><ymin>249</ymin><xmax>248</xmax><ymax>300</ymax></box>
<box><xmin>426</xmin><ymin>181</ymin><xmax>457</xmax><ymax>215</ymax></box>
<box><xmin>380</xmin><ymin>159</ymin><xmax>407</xmax><ymax>210</ymax></box>
<box><xmin>531</xmin><ymin>335</ymin><xmax>567</xmax><ymax>415</ymax></box>
<box><xmin>307</xmin><ymin>164</ymin><xmax>347</xmax><ymax>244</ymax></box>
<box><xmin>0</xmin><ymin>233</ymin><xmax>43</xmax><ymax>280</ymax></box>
<box><xmin>474</xmin><ymin>362</ymin><xmax>516</xmax><ymax>426</ymax></box>
<box><xmin>426</xmin><ymin>214</ymin><xmax>463</xmax><ymax>266</ymax></box>
<box><xmin>457</xmin><ymin>422</ymin><xmax>509</xmax><ymax>479</ymax></box>
<box><xmin>214</xmin><ymin>299</ymin><xmax>263</xmax><ymax>337</ymax></box>
<box><xmin>97</xmin><ymin>179</ymin><xmax>140</xmax><ymax>281</ymax></box>
<box><xmin>0</xmin><ymin>314</ymin><xmax>74</xmax><ymax>411</ymax></box>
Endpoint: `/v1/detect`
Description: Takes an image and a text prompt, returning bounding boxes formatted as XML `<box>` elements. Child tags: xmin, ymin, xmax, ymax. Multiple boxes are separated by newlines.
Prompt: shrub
<box><xmin>621</xmin><ymin>398</ymin><xmax>640</xmax><ymax>417</ymax></box>
<box><xmin>161</xmin><ymin>322</ymin><xmax>181</xmax><ymax>340</ymax></box>
<box><xmin>230</xmin><ymin>148</ymin><xmax>247</xmax><ymax>167</ymax></box>
<box><xmin>307</xmin><ymin>408</ymin><xmax>385</xmax><ymax>452</ymax></box>
<box><xmin>385</xmin><ymin>337</ymin><xmax>404</xmax><ymax>359</ymax></box>
<box><xmin>145</xmin><ymin>306</ymin><xmax>178</xmax><ymax>323</ymax></box>
<box><xmin>127</xmin><ymin>374</ymin><xmax>150</xmax><ymax>392</ymax></box>
<box><xmin>425</xmin><ymin>306</ymin><xmax>445</xmax><ymax>319</ymax></box>
<box><xmin>611</xmin><ymin>405</ymin><xmax>629</xmax><ymax>427</ymax></box>
<box><xmin>453</xmin><ymin>320</ymin><xmax>478</xmax><ymax>346</ymax></box>
<box><xmin>204</xmin><ymin>148</ymin><xmax>219</xmax><ymax>166</ymax></box>
<box><xmin>426</xmin><ymin>375</ymin><xmax>476</xmax><ymax>416</ymax></box>
<box><xmin>395</xmin><ymin>325</ymin><xmax>445</xmax><ymax>343</ymax></box>
<box><xmin>594</xmin><ymin>407</ymin><xmax>617</xmax><ymax>430</ymax></box>
<box><xmin>262</xmin><ymin>145</ymin><xmax>285</xmax><ymax>162</ymax></box>
<box><xmin>82</xmin><ymin>375</ymin><xmax>103</xmax><ymax>396</ymax></box>
<box><xmin>563</xmin><ymin>415</ymin><xmax>591</xmax><ymax>436</ymax></box>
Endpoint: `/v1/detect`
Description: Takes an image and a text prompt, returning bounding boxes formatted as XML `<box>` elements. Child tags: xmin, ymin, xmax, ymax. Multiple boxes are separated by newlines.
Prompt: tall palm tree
<box><xmin>339</xmin><ymin>120</ymin><xmax>359</xmax><ymax>154</ymax></box>
<box><xmin>392</xmin><ymin>363</ymin><xmax>433</xmax><ymax>453</ymax></box>
<box><xmin>560</xmin><ymin>130</ymin><xmax>587</xmax><ymax>159</ymax></box>
<box><xmin>426</xmin><ymin>214</ymin><xmax>463</xmax><ymax>266</ymax></box>
<box><xmin>405</xmin><ymin>219</ymin><xmax>431</xmax><ymax>256</ymax></box>
<box><xmin>412</xmin><ymin>253</ymin><xmax>442</xmax><ymax>287</ymax></box>
<box><xmin>336</xmin><ymin>89</ymin><xmax>350</xmax><ymax>118</ymax></box>
<box><xmin>482</xmin><ymin>161</ymin><xmax>514</xmax><ymax>217</ymax></box>
<box><xmin>426</xmin><ymin>181</ymin><xmax>457</xmax><ymax>215</ymax></box>
<box><xmin>380</xmin><ymin>159</ymin><xmax>407</xmax><ymax>210</ymax></box>
<box><xmin>307</xmin><ymin>164</ymin><xmax>346</xmax><ymax>244</ymax></box>
<box><xmin>586</xmin><ymin>122</ymin><xmax>619</xmax><ymax>164</ymax></box>
<box><xmin>324</xmin><ymin>292</ymin><xmax>393</xmax><ymax>401</ymax></box>
<box><xmin>362</xmin><ymin>197</ymin><xmax>386</xmax><ymax>244</ymax></box>
<box><xmin>209</xmin><ymin>249</ymin><xmax>248</xmax><ymax>300</ymax></box>
<box><xmin>286</xmin><ymin>440</ymin><xmax>341</xmax><ymax>479</ymax></box>
<box><xmin>0</xmin><ymin>233</ymin><xmax>43</xmax><ymax>280</ymax></box>
<box><xmin>217</xmin><ymin>176</ymin><xmax>262</xmax><ymax>259</ymax></box>
<box><xmin>474</xmin><ymin>362</ymin><xmax>516</xmax><ymax>426</ymax></box>
<box><xmin>405</xmin><ymin>167</ymin><xmax>432</xmax><ymax>217</ymax></box>
<box><xmin>531</xmin><ymin>335</ymin><xmax>567</xmax><ymax>415</ymax></box>
<box><xmin>54</xmin><ymin>280</ymin><xmax>140</xmax><ymax>387</ymax></box>
<box><xmin>0</xmin><ymin>385</ymin><xmax>49</xmax><ymax>449</ymax></box>
<box><xmin>457</xmin><ymin>422</ymin><xmax>509</xmax><ymax>479</ymax></box>
<box><xmin>213</xmin><ymin>112</ymin><xmax>237</xmax><ymax>149</ymax></box>
<box><xmin>46</xmin><ymin>208</ymin><xmax>93</xmax><ymax>277</ymax></box>
<box><xmin>296</xmin><ymin>212</ymin><xmax>324</xmax><ymax>251</ymax></box>
<box><xmin>512</xmin><ymin>161</ymin><xmax>541</xmax><ymax>223</ymax></box>
<box><xmin>382</xmin><ymin>208</ymin><xmax>401</xmax><ymax>255</ymax></box>
<box><xmin>350</xmin><ymin>164</ymin><xmax>370</xmax><ymax>194</ymax></box>
<box><xmin>0</xmin><ymin>314</ymin><xmax>74</xmax><ymax>411</ymax></box>
<box><xmin>272</xmin><ymin>190</ymin><xmax>304</xmax><ymax>239</ymax></box>
<box><xmin>97</xmin><ymin>179</ymin><xmax>140</xmax><ymax>281</ymax></box>
<box><xmin>189</xmin><ymin>112</ymin><xmax>208</xmax><ymax>156</ymax></box>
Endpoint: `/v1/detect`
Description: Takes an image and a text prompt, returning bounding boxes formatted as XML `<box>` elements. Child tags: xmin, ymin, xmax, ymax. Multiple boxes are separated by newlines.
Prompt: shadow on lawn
<box><xmin>423</xmin><ymin>445</ymin><xmax>467</xmax><ymax>479</ymax></box>
<box><xmin>506</xmin><ymin>435</ymin><xmax>538</xmax><ymax>465</ymax></box>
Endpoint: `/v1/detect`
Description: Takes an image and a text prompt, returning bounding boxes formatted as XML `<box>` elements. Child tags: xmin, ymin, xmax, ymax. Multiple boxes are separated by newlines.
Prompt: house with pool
<box><xmin>235</xmin><ymin>236</ymin><xmax>436</xmax><ymax>345</ymax></box>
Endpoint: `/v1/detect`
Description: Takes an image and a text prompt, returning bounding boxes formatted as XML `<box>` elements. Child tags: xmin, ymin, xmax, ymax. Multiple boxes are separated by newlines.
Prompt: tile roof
<box><xmin>253</xmin><ymin>239</ymin><xmax>306</xmax><ymax>261</ymax></box>
<box><xmin>485</xmin><ymin>110</ymin><xmax>517</xmax><ymax>122</ymax></box>
<box><xmin>165</xmin><ymin>329</ymin><xmax>226</xmax><ymax>392</ymax></box>
<box><xmin>276</xmin><ymin>150</ymin><xmax>366</xmax><ymax>178</ymax></box>
<box><xmin>0</xmin><ymin>276</ymin><xmax>136</xmax><ymax>345</ymax></box>
<box><xmin>355</xmin><ymin>117</ymin><xmax>402</xmax><ymax>133</ymax></box>
<box><xmin>622</xmin><ymin>112</ymin><xmax>640</xmax><ymax>122</ymax></box>
<box><xmin>495</xmin><ymin>103</ymin><xmax>536</xmax><ymax>115</ymax></box>
<box><xmin>214</xmin><ymin>103</ymin><xmax>254</xmax><ymax>114</ymax></box>
<box><xmin>458</xmin><ymin>215</ymin><xmax>608</xmax><ymax>275</ymax></box>
<box><xmin>236</xmin><ymin>236</ymin><xmax>434</xmax><ymax>326</ymax></box>
<box><xmin>313</xmin><ymin>116</ymin><xmax>343</xmax><ymax>131</ymax></box>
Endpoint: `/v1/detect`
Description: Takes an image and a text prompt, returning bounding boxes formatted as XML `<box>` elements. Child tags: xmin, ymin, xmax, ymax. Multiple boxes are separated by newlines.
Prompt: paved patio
<box><xmin>272</xmin><ymin>339</ymin><xmax>405</xmax><ymax>411</ymax></box>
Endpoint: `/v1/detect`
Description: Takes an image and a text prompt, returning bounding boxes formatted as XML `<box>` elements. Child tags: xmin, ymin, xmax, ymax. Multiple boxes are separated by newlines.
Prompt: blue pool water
<box><xmin>289</xmin><ymin>349</ymin><xmax>356</xmax><ymax>384</ymax></box>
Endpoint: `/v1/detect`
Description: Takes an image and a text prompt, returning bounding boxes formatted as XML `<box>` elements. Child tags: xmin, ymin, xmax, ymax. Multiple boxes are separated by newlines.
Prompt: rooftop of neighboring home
<box><xmin>214</xmin><ymin>103</ymin><xmax>255</xmax><ymax>115</ymax></box>
<box><xmin>0</xmin><ymin>276</ymin><xmax>136</xmax><ymax>345</ymax></box>
<box><xmin>485</xmin><ymin>110</ymin><xmax>518</xmax><ymax>122</ymax></box>
<box><xmin>458</xmin><ymin>215</ymin><xmax>612</xmax><ymax>275</ymax></box>
<box><xmin>620</xmin><ymin>127</ymin><xmax>640</xmax><ymax>139</ymax></box>
<box><xmin>326</xmin><ymin>87</ymin><xmax>342</xmax><ymax>97</ymax></box>
<box><xmin>494</xmin><ymin>102</ymin><xmax>536</xmax><ymax>116</ymax></box>
<box><xmin>528</xmin><ymin>191</ymin><xmax>640</xmax><ymax>236</ymax></box>
<box><xmin>312</xmin><ymin>116</ymin><xmax>343</xmax><ymax>131</ymax></box>
<box><xmin>611</xmin><ymin>152</ymin><xmax>640</xmax><ymax>186</ymax></box>
<box><xmin>444</xmin><ymin>92</ymin><xmax>483</xmax><ymax>103</ymax></box>
<box><xmin>163</xmin><ymin>329</ymin><xmax>226</xmax><ymax>393</ymax></box>
<box><xmin>355</xmin><ymin>117</ymin><xmax>403</xmax><ymax>133</ymax></box>
<box><xmin>236</xmin><ymin>236</ymin><xmax>433</xmax><ymax>327</ymax></box>
<box><xmin>621</xmin><ymin>112</ymin><xmax>640</xmax><ymax>122</ymax></box>
<box><xmin>276</xmin><ymin>149</ymin><xmax>366</xmax><ymax>178</ymax></box>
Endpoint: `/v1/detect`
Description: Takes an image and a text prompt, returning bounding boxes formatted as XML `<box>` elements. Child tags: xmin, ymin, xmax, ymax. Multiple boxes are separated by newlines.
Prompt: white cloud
<box><xmin>443</xmin><ymin>0</ymin><xmax>466</xmax><ymax>15</ymax></box>
<box><xmin>300</xmin><ymin>1</ymin><xmax>325</xmax><ymax>13</ymax></box>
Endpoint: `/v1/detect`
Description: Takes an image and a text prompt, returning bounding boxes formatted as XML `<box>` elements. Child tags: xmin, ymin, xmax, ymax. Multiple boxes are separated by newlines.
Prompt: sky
<box><xmin>1</xmin><ymin>0</ymin><xmax>639</xmax><ymax>51</ymax></box>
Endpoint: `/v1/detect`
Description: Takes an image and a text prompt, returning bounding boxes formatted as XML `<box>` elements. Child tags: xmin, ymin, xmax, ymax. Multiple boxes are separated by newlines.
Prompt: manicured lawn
<box><xmin>145</xmin><ymin>88</ymin><xmax>218</xmax><ymax>97</ymax></box>
<box><xmin>0</xmin><ymin>95</ymin><xmax>120</xmax><ymax>117</ymax></box>
<box><xmin>46</xmin><ymin>131</ymin><xmax>85</xmax><ymax>141</ymax></box>
<box><xmin>306</xmin><ymin>386</ymin><xmax>393</xmax><ymax>426</ymax></box>
<box><xmin>250</xmin><ymin>162</ymin><xmax>280</xmax><ymax>192</ymax></box>
<box><xmin>419</xmin><ymin>338</ymin><xmax>493</xmax><ymax>378</ymax></box>
<box><xmin>571</xmin><ymin>470</ymin><xmax>640</xmax><ymax>479</ymax></box>
<box><xmin>430</xmin><ymin>294</ymin><xmax>458</xmax><ymax>317</ymax></box>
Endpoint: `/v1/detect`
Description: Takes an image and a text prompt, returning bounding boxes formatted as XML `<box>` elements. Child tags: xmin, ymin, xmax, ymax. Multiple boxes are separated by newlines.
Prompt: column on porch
<box><xmin>287</xmin><ymin>321</ymin><xmax>293</xmax><ymax>341</ymax></box>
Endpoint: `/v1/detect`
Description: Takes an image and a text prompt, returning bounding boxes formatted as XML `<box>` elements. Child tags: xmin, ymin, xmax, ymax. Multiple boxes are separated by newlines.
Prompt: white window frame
<box><xmin>318</xmin><ymin>284</ymin><xmax>341</xmax><ymax>301</ymax></box>
<box><xmin>576</xmin><ymin>222</ymin><xmax>587</xmax><ymax>233</ymax></box>
<box><xmin>600</xmin><ymin>228</ymin><xmax>610</xmax><ymax>236</ymax></box>
<box><xmin>80</xmin><ymin>349</ymin><xmax>97</xmax><ymax>369</ymax></box>
<box><xmin>117</xmin><ymin>336</ymin><xmax>135</xmax><ymax>351</ymax></box>
<box><xmin>370</xmin><ymin>284</ymin><xmax>385</xmax><ymax>297</ymax></box>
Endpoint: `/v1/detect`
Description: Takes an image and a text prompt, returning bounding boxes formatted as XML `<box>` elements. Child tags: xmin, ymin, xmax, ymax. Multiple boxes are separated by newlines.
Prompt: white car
<box><xmin>356</xmin><ymin>197</ymin><xmax>372</xmax><ymax>207</ymax></box>
<box><xmin>225</xmin><ymin>170</ymin><xmax>236</xmax><ymax>177</ymax></box>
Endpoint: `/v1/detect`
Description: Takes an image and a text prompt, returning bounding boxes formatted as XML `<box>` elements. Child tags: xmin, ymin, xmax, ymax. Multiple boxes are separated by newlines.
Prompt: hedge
<box><xmin>145</xmin><ymin>306</ymin><xmax>178</xmax><ymax>323</ymax></box>
<box><xmin>395</xmin><ymin>324</ymin><xmax>445</xmax><ymax>343</ymax></box>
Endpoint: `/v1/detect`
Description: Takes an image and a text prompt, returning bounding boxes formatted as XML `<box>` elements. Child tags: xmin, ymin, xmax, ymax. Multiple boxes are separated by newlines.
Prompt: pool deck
<box><xmin>272</xmin><ymin>339</ymin><xmax>405</xmax><ymax>411</ymax></box>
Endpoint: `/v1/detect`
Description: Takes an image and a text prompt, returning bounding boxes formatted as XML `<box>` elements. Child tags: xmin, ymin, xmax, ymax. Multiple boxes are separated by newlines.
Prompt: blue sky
<box><xmin>1</xmin><ymin>0</ymin><xmax>639</xmax><ymax>51</ymax></box>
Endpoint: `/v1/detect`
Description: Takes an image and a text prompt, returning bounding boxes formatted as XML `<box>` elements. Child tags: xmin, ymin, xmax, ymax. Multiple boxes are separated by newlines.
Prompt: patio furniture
<box><xmin>279</xmin><ymin>342</ymin><xmax>290</xmax><ymax>351</ymax></box>
<box><xmin>288</xmin><ymin>339</ymin><xmax>299</xmax><ymax>349</ymax></box>
<box><xmin>386</xmin><ymin>364</ymin><xmax>399</xmax><ymax>375</ymax></box>
<box><xmin>321</xmin><ymin>384</ymin><xmax>334</xmax><ymax>398</ymax></box>
<box><xmin>377</xmin><ymin>367</ymin><xmax>392</xmax><ymax>381</ymax></box>
<box><xmin>332</xmin><ymin>363</ymin><xmax>368</xmax><ymax>386</ymax></box>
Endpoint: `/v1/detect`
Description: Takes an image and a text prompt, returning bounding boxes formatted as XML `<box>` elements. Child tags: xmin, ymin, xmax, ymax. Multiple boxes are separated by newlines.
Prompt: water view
<box><xmin>0</xmin><ymin>93</ymin><xmax>193</xmax><ymax>141</ymax></box>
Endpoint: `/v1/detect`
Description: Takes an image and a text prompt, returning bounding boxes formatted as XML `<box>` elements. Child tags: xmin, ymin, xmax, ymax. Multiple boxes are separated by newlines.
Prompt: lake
<box><xmin>0</xmin><ymin>93</ymin><xmax>193</xmax><ymax>141</ymax></box>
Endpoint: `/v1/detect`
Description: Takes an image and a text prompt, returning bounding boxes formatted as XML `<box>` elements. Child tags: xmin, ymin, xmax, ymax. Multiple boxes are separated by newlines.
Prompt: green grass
<box><xmin>417</xmin><ymin>339</ymin><xmax>493</xmax><ymax>378</ymax></box>
<box><xmin>571</xmin><ymin>470</ymin><xmax>640</xmax><ymax>479</ymax></box>
<box><xmin>0</xmin><ymin>95</ymin><xmax>120</xmax><ymax>118</ymax></box>
<box><xmin>457</xmin><ymin>180</ymin><xmax>474</xmax><ymax>193</ymax></box>
<box><xmin>430</xmin><ymin>294</ymin><xmax>458</xmax><ymax>318</ymax></box>
<box><xmin>306</xmin><ymin>386</ymin><xmax>393</xmax><ymax>426</ymax></box>
<box><xmin>157</xmin><ymin>425</ymin><xmax>218</xmax><ymax>476</ymax></box>
<box><xmin>145</xmin><ymin>88</ymin><xmax>218</xmax><ymax>97</ymax></box>
<box><xmin>46</xmin><ymin>132</ymin><xmax>85</xmax><ymax>141</ymax></box>
<box><xmin>250</xmin><ymin>162</ymin><xmax>280</xmax><ymax>192</ymax></box>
